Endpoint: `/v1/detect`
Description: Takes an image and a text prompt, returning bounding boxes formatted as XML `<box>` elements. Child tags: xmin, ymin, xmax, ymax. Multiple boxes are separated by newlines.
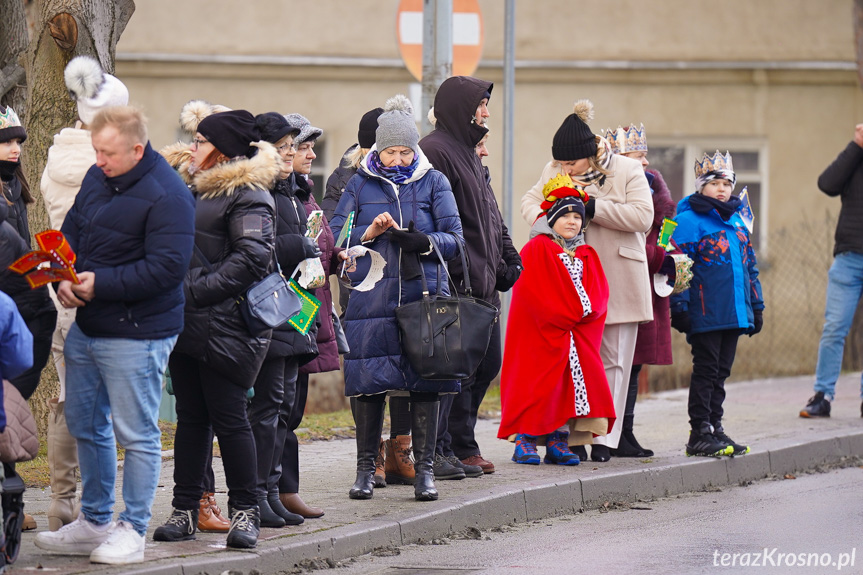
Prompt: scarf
<box><xmin>688</xmin><ymin>193</ymin><xmax>741</xmax><ymax>222</ymax></box>
<box><xmin>368</xmin><ymin>151</ymin><xmax>419</xmax><ymax>184</ymax></box>
<box><xmin>0</xmin><ymin>160</ymin><xmax>18</xmax><ymax>182</ymax></box>
<box><xmin>572</xmin><ymin>136</ymin><xmax>613</xmax><ymax>188</ymax></box>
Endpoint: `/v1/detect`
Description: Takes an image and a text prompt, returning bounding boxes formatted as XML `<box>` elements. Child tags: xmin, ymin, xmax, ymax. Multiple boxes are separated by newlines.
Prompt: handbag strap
<box><xmin>424</xmin><ymin>235</ymin><xmax>471</xmax><ymax>300</ymax></box>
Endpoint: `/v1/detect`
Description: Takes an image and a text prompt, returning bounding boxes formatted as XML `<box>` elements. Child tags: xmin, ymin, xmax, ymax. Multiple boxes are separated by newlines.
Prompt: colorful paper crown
<box><xmin>604</xmin><ymin>123</ymin><xmax>647</xmax><ymax>155</ymax></box>
<box><xmin>540</xmin><ymin>173</ymin><xmax>589</xmax><ymax>213</ymax></box>
<box><xmin>695</xmin><ymin>150</ymin><xmax>734</xmax><ymax>178</ymax></box>
<box><xmin>0</xmin><ymin>106</ymin><xmax>22</xmax><ymax>130</ymax></box>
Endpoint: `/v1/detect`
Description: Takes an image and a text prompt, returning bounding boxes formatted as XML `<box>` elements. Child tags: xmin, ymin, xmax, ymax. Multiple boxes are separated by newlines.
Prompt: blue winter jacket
<box><xmin>670</xmin><ymin>195</ymin><xmax>764</xmax><ymax>334</ymax></box>
<box><xmin>61</xmin><ymin>143</ymin><xmax>195</xmax><ymax>339</ymax></box>
<box><xmin>330</xmin><ymin>147</ymin><xmax>464</xmax><ymax>396</ymax></box>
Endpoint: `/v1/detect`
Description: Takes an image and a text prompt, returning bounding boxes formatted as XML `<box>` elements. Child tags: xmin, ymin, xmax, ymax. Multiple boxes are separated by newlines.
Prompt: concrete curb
<box><xmin>101</xmin><ymin>428</ymin><xmax>863</xmax><ymax>575</ymax></box>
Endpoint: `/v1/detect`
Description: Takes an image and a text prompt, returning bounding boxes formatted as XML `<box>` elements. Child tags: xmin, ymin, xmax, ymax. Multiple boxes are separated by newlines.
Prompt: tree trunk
<box><xmin>1</xmin><ymin>0</ymin><xmax>135</xmax><ymax>436</ymax></box>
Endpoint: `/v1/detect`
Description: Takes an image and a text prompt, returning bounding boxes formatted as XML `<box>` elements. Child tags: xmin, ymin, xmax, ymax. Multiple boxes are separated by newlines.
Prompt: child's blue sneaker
<box><xmin>544</xmin><ymin>431</ymin><xmax>580</xmax><ymax>466</ymax></box>
<box><xmin>512</xmin><ymin>434</ymin><xmax>540</xmax><ymax>465</ymax></box>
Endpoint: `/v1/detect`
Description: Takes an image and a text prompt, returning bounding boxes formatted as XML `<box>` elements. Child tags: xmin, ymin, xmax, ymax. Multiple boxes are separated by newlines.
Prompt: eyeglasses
<box><xmin>277</xmin><ymin>142</ymin><xmax>295</xmax><ymax>152</ymax></box>
<box><xmin>191</xmin><ymin>137</ymin><xmax>209</xmax><ymax>148</ymax></box>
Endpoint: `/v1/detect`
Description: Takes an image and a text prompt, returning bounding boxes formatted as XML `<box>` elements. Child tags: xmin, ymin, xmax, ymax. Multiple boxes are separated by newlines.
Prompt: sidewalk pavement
<box><xmin>11</xmin><ymin>374</ymin><xmax>863</xmax><ymax>575</ymax></box>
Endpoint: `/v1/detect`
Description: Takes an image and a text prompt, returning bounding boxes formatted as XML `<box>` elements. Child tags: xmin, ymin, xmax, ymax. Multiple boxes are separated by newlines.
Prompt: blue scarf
<box><xmin>369</xmin><ymin>151</ymin><xmax>419</xmax><ymax>184</ymax></box>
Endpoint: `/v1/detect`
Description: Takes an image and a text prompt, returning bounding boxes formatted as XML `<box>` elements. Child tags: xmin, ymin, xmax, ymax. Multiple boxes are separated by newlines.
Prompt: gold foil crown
<box><xmin>542</xmin><ymin>173</ymin><xmax>575</xmax><ymax>201</ymax></box>
<box><xmin>695</xmin><ymin>150</ymin><xmax>734</xmax><ymax>178</ymax></box>
<box><xmin>604</xmin><ymin>123</ymin><xmax>647</xmax><ymax>155</ymax></box>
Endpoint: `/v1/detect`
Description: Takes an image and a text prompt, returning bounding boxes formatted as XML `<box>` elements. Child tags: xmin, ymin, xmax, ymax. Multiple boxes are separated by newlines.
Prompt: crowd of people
<box><xmin>10</xmin><ymin>51</ymin><xmax>863</xmax><ymax>568</ymax></box>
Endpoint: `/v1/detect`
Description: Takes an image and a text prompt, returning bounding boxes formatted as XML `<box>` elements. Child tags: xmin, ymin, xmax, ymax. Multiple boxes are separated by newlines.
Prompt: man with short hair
<box><xmin>35</xmin><ymin>106</ymin><xmax>195</xmax><ymax>565</ymax></box>
<box><xmin>800</xmin><ymin>123</ymin><xmax>863</xmax><ymax>419</ymax></box>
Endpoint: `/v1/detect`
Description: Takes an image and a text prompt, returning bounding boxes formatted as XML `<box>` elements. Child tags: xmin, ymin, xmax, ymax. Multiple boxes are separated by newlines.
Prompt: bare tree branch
<box><xmin>0</xmin><ymin>61</ymin><xmax>26</xmax><ymax>100</ymax></box>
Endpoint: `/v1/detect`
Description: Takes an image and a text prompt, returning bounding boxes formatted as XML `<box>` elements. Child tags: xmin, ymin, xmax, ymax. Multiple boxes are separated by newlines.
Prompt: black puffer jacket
<box><xmin>268</xmin><ymin>176</ymin><xmax>317</xmax><ymax>364</ymax></box>
<box><xmin>818</xmin><ymin>141</ymin><xmax>863</xmax><ymax>256</ymax></box>
<box><xmin>419</xmin><ymin>76</ymin><xmax>520</xmax><ymax>304</ymax></box>
<box><xmin>0</xmin><ymin>201</ymin><xmax>53</xmax><ymax>321</ymax></box>
<box><xmin>2</xmin><ymin>177</ymin><xmax>31</xmax><ymax>248</ymax></box>
<box><xmin>162</xmin><ymin>142</ymin><xmax>280</xmax><ymax>389</ymax></box>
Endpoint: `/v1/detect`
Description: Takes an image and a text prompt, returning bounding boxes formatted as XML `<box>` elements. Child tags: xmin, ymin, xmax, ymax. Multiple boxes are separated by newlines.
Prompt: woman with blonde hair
<box><xmin>521</xmin><ymin>100</ymin><xmax>653</xmax><ymax>462</ymax></box>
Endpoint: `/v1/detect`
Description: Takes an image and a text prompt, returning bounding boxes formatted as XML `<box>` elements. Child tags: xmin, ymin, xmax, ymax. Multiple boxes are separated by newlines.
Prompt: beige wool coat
<box><xmin>522</xmin><ymin>154</ymin><xmax>654</xmax><ymax>325</ymax></box>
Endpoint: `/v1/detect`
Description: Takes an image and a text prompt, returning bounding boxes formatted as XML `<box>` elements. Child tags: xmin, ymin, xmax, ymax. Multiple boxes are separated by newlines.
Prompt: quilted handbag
<box><xmin>0</xmin><ymin>380</ymin><xmax>39</xmax><ymax>463</ymax></box>
<box><xmin>395</xmin><ymin>235</ymin><xmax>498</xmax><ymax>380</ymax></box>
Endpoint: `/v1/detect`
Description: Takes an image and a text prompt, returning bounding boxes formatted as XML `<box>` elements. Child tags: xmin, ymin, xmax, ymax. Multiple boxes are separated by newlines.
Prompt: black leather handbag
<box><xmin>394</xmin><ymin>235</ymin><xmax>498</xmax><ymax>380</ymax></box>
<box><xmin>193</xmin><ymin>244</ymin><xmax>301</xmax><ymax>337</ymax></box>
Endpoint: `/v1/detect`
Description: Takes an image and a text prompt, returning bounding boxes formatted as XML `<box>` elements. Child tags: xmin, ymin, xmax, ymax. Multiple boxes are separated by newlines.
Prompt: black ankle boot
<box><xmin>257</xmin><ymin>497</ymin><xmax>286</xmax><ymax>528</ymax></box>
<box><xmin>610</xmin><ymin>415</ymin><xmax>654</xmax><ymax>457</ymax></box>
<box><xmin>267</xmin><ymin>492</ymin><xmax>304</xmax><ymax>525</ymax></box>
<box><xmin>410</xmin><ymin>400</ymin><xmax>440</xmax><ymax>501</ymax></box>
<box><xmin>349</xmin><ymin>400</ymin><xmax>386</xmax><ymax>500</ymax></box>
<box><xmin>226</xmin><ymin>505</ymin><xmax>260</xmax><ymax>549</ymax></box>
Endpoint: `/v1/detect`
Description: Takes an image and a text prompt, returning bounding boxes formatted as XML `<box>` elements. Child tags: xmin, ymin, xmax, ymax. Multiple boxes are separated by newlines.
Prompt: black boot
<box><xmin>153</xmin><ymin>508</ymin><xmax>198</xmax><ymax>542</ymax></box>
<box><xmin>257</xmin><ymin>497</ymin><xmax>286</xmax><ymax>528</ymax></box>
<box><xmin>411</xmin><ymin>401</ymin><xmax>440</xmax><ymax>501</ymax></box>
<box><xmin>226</xmin><ymin>505</ymin><xmax>260</xmax><ymax>549</ymax></box>
<box><xmin>349</xmin><ymin>399</ymin><xmax>386</xmax><ymax>500</ymax></box>
<box><xmin>267</xmin><ymin>492</ymin><xmax>304</xmax><ymax>525</ymax></box>
<box><xmin>611</xmin><ymin>415</ymin><xmax>654</xmax><ymax>457</ymax></box>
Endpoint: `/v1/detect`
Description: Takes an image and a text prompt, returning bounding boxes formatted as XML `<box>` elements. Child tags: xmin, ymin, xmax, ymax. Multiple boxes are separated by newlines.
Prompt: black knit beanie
<box><xmin>198</xmin><ymin>110</ymin><xmax>260</xmax><ymax>159</ymax></box>
<box><xmin>357</xmin><ymin>107</ymin><xmax>384</xmax><ymax>149</ymax></box>
<box><xmin>547</xmin><ymin>196</ymin><xmax>586</xmax><ymax>229</ymax></box>
<box><xmin>552</xmin><ymin>113</ymin><xmax>597</xmax><ymax>161</ymax></box>
<box><xmin>255</xmin><ymin>112</ymin><xmax>299</xmax><ymax>145</ymax></box>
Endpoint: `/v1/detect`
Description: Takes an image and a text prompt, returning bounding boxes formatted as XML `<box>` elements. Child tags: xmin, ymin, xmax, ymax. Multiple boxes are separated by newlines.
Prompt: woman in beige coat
<box><xmin>521</xmin><ymin>100</ymin><xmax>653</xmax><ymax>461</ymax></box>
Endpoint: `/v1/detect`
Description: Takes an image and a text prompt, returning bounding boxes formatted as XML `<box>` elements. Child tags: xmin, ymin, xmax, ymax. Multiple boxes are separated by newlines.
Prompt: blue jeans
<box><xmin>64</xmin><ymin>323</ymin><xmax>176</xmax><ymax>536</ymax></box>
<box><xmin>814</xmin><ymin>252</ymin><xmax>863</xmax><ymax>400</ymax></box>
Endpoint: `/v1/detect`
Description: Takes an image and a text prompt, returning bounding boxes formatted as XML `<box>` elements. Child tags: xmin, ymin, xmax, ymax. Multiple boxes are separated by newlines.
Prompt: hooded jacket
<box><xmin>817</xmin><ymin>141</ymin><xmax>863</xmax><ymax>257</ymax></box>
<box><xmin>329</xmin><ymin>146</ymin><xmax>463</xmax><ymax>396</ymax></box>
<box><xmin>40</xmin><ymin>125</ymin><xmax>95</xmax><ymax>230</ymax></box>
<box><xmin>161</xmin><ymin>142</ymin><xmax>278</xmax><ymax>388</ymax></box>
<box><xmin>670</xmin><ymin>194</ymin><xmax>764</xmax><ymax>335</ymax></box>
<box><xmin>419</xmin><ymin>76</ymin><xmax>519</xmax><ymax>303</ymax></box>
<box><xmin>2</xmin><ymin>177</ymin><xmax>30</xmax><ymax>248</ymax></box>
<box><xmin>322</xmin><ymin>144</ymin><xmax>360</xmax><ymax>222</ymax></box>
<box><xmin>0</xmin><ymin>201</ymin><xmax>54</xmax><ymax>322</ymax></box>
<box><xmin>62</xmin><ymin>143</ymin><xmax>195</xmax><ymax>340</ymax></box>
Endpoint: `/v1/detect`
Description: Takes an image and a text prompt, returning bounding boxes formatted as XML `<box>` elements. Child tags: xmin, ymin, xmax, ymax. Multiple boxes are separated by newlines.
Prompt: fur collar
<box><xmin>159</xmin><ymin>141</ymin><xmax>280</xmax><ymax>199</ymax></box>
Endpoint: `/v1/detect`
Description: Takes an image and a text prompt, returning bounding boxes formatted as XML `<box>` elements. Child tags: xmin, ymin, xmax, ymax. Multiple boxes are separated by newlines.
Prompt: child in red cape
<box><xmin>497</xmin><ymin>174</ymin><xmax>615</xmax><ymax>465</ymax></box>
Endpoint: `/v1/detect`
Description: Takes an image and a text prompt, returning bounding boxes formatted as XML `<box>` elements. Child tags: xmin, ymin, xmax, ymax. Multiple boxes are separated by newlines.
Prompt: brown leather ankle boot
<box><xmin>384</xmin><ymin>435</ymin><xmax>415</xmax><ymax>485</ymax></box>
<box><xmin>197</xmin><ymin>492</ymin><xmax>230</xmax><ymax>532</ymax></box>
<box><xmin>279</xmin><ymin>492</ymin><xmax>324</xmax><ymax>518</ymax></box>
<box><xmin>374</xmin><ymin>439</ymin><xmax>387</xmax><ymax>488</ymax></box>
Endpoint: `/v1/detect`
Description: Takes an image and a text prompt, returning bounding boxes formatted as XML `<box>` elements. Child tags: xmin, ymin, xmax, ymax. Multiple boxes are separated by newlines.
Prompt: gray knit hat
<box><xmin>284</xmin><ymin>113</ymin><xmax>322</xmax><ymax>147</ymax></box>
<box><xmin>376</xmin><ymin>94</ymin><xmax>418</xmax><ymax>153</ymax></box>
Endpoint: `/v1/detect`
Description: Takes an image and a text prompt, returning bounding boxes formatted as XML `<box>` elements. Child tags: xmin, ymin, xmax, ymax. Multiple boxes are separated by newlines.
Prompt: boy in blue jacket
<box><xmin>671</xmin><ymin>151</ymin><xmax>764</xmax><ymax>457</ymax></box>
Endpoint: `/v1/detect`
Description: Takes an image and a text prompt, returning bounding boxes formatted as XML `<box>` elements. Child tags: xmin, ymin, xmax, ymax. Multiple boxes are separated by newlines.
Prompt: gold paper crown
<box><xmin>542</xmin><ymin>173</ymin><xmax>575</xmax><ymax>200</ymax></box>
<box><xmin>604</xmin><ymin>123</ymin><xmax>647</xmax><ymax>154</ymax></box>
<box><xmin>0</xmin><ymin>106</ymin><xmax>22</xmax><ymax>130</ymax></box>
<box><xmin>695</xmin><ymin>150</ymin><xmax>734</xmax><ymax>178</ymax></box>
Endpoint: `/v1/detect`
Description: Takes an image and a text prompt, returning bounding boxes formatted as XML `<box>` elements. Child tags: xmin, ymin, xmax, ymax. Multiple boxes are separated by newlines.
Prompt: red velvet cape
<box><xmin>498</xmin><ymin>235</ymin><xmax>615</xmax><ymax>439</ymax></box>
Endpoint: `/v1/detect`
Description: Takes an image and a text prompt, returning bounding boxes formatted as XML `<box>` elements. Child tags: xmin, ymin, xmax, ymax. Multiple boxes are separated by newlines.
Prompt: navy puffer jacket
<box><xmin>329</xmin><ymin>146</ymin><xmax>463</xmax><ymax>396</ymax></box>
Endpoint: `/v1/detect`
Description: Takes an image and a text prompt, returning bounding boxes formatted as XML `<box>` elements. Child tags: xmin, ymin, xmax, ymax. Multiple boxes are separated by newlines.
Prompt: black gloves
<box><xmin>671</xmin><ymin>311</ymin><xmax>691</xmax><ymax>334</ymax></box>
<box><xmin>659</xmin><ymin>255</ymin><xmax>677</xmax><ymax>280</ymax></box>
<box><xmin>585</xmin><ymin>198</ymin><xmax>596</xmax><ymax>219</ymax></box>
<box><xmin>302</xmin><ymin>236</ymin><xmax>322</xmax><ymax>259</ymax></box>
<box><xmin>495</xmin><ymin>262</ymin><xmax>522</xmax><ymax>292</ymax></box>
<box><xmin>748</xmin><ymin>309</ymin><xmax>763</xmax><ymax>337</ymax></box>
<box><xmin>387</xmin><ymin>221</ymin><xmax>431</xmax><ymax>253</ymax></box>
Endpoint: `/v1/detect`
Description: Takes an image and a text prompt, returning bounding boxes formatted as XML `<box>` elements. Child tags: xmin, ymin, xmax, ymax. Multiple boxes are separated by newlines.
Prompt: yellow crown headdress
<box><xmin>604</xmin><ymin>123</ymin><xmax>647</xmax><ymax>155</ymax></box>
<box><xmin>695</xmin><ymin>150</ymin><xmax>734</xmax><ymax>178</ymax></box>
<box><xmin>540</xmin><ymin>173</ymin><xmax>589</xmax><ymax>212</ymax></box>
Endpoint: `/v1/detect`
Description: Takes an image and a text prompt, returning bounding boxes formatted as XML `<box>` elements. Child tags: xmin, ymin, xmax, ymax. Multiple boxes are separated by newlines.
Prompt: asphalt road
<box><xmin>334</xmin><ymin>465</ymin><xmax>863</xmax><ymax>575</ymax></box>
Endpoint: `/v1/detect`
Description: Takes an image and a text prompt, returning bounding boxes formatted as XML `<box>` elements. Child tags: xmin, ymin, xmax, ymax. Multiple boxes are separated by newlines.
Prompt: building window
<box><xmin>648</xmin><ymin>140</ymin><xmax>768</xmax><ymax>254</ymax></box>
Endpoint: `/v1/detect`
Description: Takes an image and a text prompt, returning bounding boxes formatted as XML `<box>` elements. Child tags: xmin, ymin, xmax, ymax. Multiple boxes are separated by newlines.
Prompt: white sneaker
<box><xmin>89</xmin><ymin>520</ymin><xmax>145</xmax><ymax>564</ymax></box>
<box><xmin>34</xmin><ymin>514</ymin><xmax>112</xmax><ymax>555</ymax></box>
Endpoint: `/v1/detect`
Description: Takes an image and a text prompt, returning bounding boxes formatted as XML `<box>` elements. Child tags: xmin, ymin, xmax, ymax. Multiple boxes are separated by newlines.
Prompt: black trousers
<box><xmin>251</xmin><ymin>356</ymin><xmax>299</xmax><ymax>498</ymax></box>
<box><xmin>9</xmin><ymin>310</ymin><xmax>56</xmax><ymax>400</ymax></box>
<box><xmin>687</xmin><ymin>329</ymin><xmax>740</xmax><ymax>430</ymax></box>
<box><xmin>169</xmin><ymin>352</ymin><xmax>257</xmax><ymax>511</ymax></box>
<box><xmin>277</xmin><ymin>371</ymin><xmax>309</xmax><ymax>494</ymax></box>
<box><xmin>625</xmin><ymin>364</ymin><xmax>643</xmax><ymax>419</ymax></box>
<box><xmin>437</xmin><ymin>320</ymin><xmax>502</xmax><ymax>458</ymax></box>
